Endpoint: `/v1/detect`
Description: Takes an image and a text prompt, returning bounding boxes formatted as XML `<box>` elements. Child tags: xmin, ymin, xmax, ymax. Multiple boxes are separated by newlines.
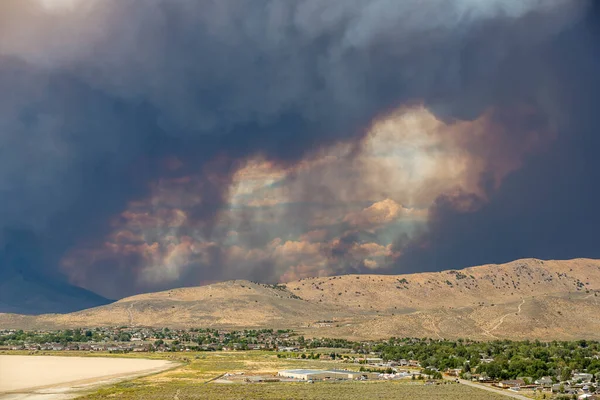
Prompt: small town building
<box><xmin>277</xmin><ymin>346</ymin><xmax>299</xmax><ymax>352</ymax></box>
<box><xmin>278</xmin><ymin>369</ymin><xmax>338</xmax><ymax>381</ymax></box>
<box><xmin>497</xmin><ymin>379</ymin><xmax>525</xmax><ymax>388</ymax></box>
<box><xmin>573</xmin><ymin>373</ymin><xmax>594</xmax><ymax>383</ymax></box>
<box><xmin>245</xmin><ymin>376</ymin><xmax>280</xmax><ymax>383</ymax></box>
<box><xmin>278</xmin><ymin>369</ymin><xmax>377</xmax><ymax>381</ymax></box>
<box><xmin>551</xmin><ymin>384</ymin><xmax>579</xmax><ymax>395</ymax></box>
<box><xmin>535</xmin><ymin>376</ymin><xmax>553</xmax><ymax>386</ymax></box>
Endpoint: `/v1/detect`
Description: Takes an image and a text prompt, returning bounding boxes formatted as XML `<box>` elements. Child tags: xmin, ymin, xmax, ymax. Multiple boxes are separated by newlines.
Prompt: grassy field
<box><xmin>82</xmin><ymin>380</ymin><xmax>508</xmax><ymax>400</ymax></box>
<box><xmin>2</xmin><ymin>350</ymin><xmax>508</xmax><ymax>399</ymax></box>
<box><xmin>65</xmin><ymin>351</ymin><xmax>506</xmax><ymax>400</ymax></box>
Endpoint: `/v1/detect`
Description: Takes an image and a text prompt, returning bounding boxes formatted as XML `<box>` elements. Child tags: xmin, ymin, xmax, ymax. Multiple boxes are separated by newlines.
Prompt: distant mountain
<box><xmin>0</xmin><ymin>229</ymin><xmax>112</xmax><ymax>314</ymax></box>
<box><xmin>0</xmin><ymin>267</ymin><xmax>112</xmax><ymax>315</ymax></box>
<box><xmin>2</xmin><ymin>258</ymin><xmax>600</xmax><ymax>341</ymax></box>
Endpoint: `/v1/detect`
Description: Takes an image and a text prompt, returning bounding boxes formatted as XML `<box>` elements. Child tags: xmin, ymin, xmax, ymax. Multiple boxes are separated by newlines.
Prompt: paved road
<box><xmin>444</xmin><ymin>376</ymin><xmax>533</xmax><ymax>400</ymax></box>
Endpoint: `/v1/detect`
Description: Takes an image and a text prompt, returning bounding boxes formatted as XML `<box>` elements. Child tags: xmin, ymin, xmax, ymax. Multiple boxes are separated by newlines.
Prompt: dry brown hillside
<box><xmin>2</xmin><ymin>258</ymin><xmax>600</xmax><ymax>341</ymax></box>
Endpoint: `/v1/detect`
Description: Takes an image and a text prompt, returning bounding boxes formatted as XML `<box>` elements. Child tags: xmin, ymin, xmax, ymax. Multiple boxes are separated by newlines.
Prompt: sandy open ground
<box><xmin>0</xmin><ymin>355</ymin><xmax>175</xmax><ymax>396</ymax></box>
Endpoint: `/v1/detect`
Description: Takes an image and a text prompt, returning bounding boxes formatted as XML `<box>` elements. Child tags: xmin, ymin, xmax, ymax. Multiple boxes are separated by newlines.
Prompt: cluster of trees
<box><xmin>0</xmin><ymin>329</ymin><xmax>106</xmax><ymax>345</ymax></box>
<box><xmin>422</xmin><ymin>368</ymin><xmax>443</xmax><ymax>379</ymax></box>
<box><xmin>191</xmin><ymin>328</ymin><xmax>289</xmax><ymax>348</ymax></box>
<box><xmin>277</xmin><ymin>352</ymin><xmax>323</xmax><ymax>359</ymax></box>
<box><xmin>277</xmin><ymin>351</ymin><xmax>347</xmax><ymax>360</ymax></box>
<box><xmin>359</xmin><ymin>366</ymin><xmax>396</xmax><ymax>374</ymax></box>
<box><xmin>374</xmin><ymin>338</ymin><xmax>600</xmax><ymax>380</ymax></box>
<box><xmin>151</xmin><ymin>327</ymin><xmax>183</xmax><ymax>340</ymax></box>
<box><xmin>306</xmin><ymin>338</ymin><xmax>354</xmax><ymax>349</ymax></box>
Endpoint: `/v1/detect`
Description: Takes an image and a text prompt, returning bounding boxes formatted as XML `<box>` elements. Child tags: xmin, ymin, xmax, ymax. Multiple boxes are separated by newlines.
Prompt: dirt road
<box><xmin>444</xmin><ymin>377</ymin><xmax>533</xmax><ymax>400</ymax></box>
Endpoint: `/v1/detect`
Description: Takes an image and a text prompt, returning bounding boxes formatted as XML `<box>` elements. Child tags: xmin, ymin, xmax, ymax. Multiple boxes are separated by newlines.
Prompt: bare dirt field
<box><xmin>0</xmin><ymin>355</ymin><xmax>176</xmax><ymax>398</ymax></box>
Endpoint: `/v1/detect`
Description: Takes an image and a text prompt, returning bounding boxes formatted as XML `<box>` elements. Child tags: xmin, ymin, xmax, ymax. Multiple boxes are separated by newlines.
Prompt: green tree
<box><xmin>118</xmin><ymin>333</ymin><xmax>131</xmax><ymax>342</ymax></box>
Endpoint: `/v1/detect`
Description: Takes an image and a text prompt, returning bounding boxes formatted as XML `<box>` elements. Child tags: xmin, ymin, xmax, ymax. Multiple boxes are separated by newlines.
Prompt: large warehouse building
<box><xmin>278</xmin><ymin>369</ymin><xmax>378</xmax><ymax>381</ymax></box>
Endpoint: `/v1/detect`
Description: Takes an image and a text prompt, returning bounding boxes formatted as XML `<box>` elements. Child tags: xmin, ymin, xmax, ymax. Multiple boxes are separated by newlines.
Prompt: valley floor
<box><xmin>0</xmin><ymin>351</ymin><xmax>527</xmax><ymax>400</ymax></box>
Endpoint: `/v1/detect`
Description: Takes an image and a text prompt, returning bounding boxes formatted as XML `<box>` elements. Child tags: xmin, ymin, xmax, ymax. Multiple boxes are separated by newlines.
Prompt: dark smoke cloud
<box><xmin>0</xmin><ymin>0</ymin><xmax>595</xmax><ymax>304</ymax></box>
<box><xmin>393</xmin><ymin>3</ymin><xmax>600</xmax><ymax>272</ymax></box>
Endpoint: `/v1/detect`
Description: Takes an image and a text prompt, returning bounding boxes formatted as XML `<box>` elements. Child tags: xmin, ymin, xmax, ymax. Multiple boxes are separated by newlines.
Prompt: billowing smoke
<box><xmin>0</xmin><ymin>0</ymin><xmax>595</xmax><ymax>302</ymax></box>
<box><xmin>393</xmin><ymin>3</ymin><xmax>600</xmax><ymax>273</ymax></box>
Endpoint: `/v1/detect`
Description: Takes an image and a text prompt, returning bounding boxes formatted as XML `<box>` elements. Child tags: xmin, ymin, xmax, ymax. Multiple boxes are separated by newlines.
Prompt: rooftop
<box><xmin>279</xmin><ymin>369</ymin><xmax>325</xmax><ymax>375</ymax></box>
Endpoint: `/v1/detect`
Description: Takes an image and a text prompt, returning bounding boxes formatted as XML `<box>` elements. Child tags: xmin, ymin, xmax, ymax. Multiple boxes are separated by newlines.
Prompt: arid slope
<box><xmin>2</xmin><ymin>258</ymin><xmax>600</xmax><ymax>340</ymax></box>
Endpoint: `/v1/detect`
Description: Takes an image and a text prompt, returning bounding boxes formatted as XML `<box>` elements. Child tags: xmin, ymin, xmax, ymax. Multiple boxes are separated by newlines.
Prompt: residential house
<box><xmin>573</xmin><ymin>373</ymin><xmax>594</xmax><ymax>383</ymax></box>
<box><xmin>277</xmin><ymin>346</ymin><xmax>299</xmax><ymax>352</ymax></box>
<box><xmin>497</xmin><ymin>379</ymin><xmax>525</xmax><ymax>389</ymax></box>
<box><xmin>535</xmin><ymin>376</ymin><xmax>554</xmax><ymax>386</ymax></box>
<box><xmin>552</xmin><ymin>384</ymin><xmax>578</xmax><ymax>395</ymax></box>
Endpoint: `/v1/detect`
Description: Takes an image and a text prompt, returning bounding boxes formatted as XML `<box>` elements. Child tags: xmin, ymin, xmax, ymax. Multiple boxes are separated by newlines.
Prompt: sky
<box><xmin>0</xmin><ymin>0</ymin><xmax>599</xmax><ymax>300</ymax></box>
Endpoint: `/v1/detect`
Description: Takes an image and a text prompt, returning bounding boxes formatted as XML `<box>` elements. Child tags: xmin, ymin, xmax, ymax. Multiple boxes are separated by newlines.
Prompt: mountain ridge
<box><xmin>2</xmin><ymin>258</ymin><xmax>599</xmax><ymax>340</ymax></box>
